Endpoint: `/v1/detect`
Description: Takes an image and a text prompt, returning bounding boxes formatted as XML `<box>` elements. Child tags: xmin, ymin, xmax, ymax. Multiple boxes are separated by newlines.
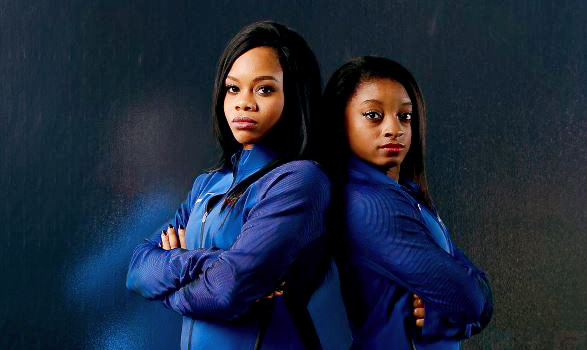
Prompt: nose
<box><xmin>383</xmin><ymin>117</ymin><xmax>404</xmax><ymax>138</ymax></box>
<box><xmin>235</xmin><ymin>93</ymin><xmax>257</xmax><ymax>111</ymax></box>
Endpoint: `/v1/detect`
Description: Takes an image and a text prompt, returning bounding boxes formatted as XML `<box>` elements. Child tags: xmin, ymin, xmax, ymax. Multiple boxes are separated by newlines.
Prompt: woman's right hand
<box><xmin>161</xmin><ymin>225</ymin><xmax>187</xmax><ymax>250</ymax></box>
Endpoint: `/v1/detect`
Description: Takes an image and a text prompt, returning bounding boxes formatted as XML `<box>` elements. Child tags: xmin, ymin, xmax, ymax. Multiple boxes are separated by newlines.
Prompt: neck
<box><xmin>385</xmin><ymin>165</ymin><xmax>400</xmax><ymax>182</ymax></box>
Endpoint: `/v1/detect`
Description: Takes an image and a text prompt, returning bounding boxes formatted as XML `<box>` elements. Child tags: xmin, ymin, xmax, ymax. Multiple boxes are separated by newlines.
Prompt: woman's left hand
<box><xmin>413</xmin><ymin>294</ymin><xmax>425</xmax><ymax>327</ymax></box>
<box><xmin>161</xmin><ymin>225</ymin><xmax>187</xmax><ymax>250</ymax></box>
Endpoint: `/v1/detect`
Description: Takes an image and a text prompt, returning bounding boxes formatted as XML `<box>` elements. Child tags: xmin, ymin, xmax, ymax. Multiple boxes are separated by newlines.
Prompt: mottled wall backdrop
<box><xmin>1</xmin><ymin>0</ymin><xmax>585</xmax><ymax>349</ymax></box>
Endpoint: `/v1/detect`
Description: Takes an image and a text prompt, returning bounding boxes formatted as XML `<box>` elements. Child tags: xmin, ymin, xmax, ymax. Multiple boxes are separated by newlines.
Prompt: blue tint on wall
<box><xmin>64</xmin><ymin>189</ymin><xmax>181</xmax><ymax>349</ymax></box>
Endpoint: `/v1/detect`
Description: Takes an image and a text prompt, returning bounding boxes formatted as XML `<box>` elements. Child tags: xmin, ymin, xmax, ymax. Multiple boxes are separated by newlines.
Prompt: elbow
<box><xmin>462</xmin><ymin>281</ymin><xmax>494</xmax><ymax>328</ymax></box>
<box><xmin>125</xmin><ymin>244</ymin><xmax>158</xmax><ymax>298</ymax></box>
<box><xmin>126</xmin><ymin>269</ymin><xmax>141</xmax><ymax>294</ymax></box>
<box><xmin>473</xmin><ymin>287</ymin><xmax>494</xmax><ymax>330</ymax></box>
<box><xmin>208</xmin><ymin>277</ymin><xmax>254</xmax><ymax>321</ymax></box>
<box><xmin>126</xmin><ymin>265</ymin><xmax>149</xmax><ymax>297</ymax></box>
<box><xmin>213</xmin><ymin>284</ymin><xmax>247</xmax><ymax>320</ymax></box>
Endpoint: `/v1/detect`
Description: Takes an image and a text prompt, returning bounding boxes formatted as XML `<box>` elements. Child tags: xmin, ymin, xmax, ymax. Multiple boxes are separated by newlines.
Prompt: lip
<box><xmin>232</xmin><ymin>116</ymin><xmax>257</xmax><ymax>130</ymax></box>
<box><xmin>378</xmin><ymin>142</ymin><xmax>405</xmax><ymax>153</ymax></box>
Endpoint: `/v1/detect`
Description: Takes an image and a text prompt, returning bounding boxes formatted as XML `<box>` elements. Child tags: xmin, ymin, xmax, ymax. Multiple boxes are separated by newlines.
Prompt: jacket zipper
<box><xmin>435</xmin><ymin>214</ymin><xmax>454</xmax><ymax>255</ymax></box>
<box><xmin>417</xmin><ymin>203</ymin><xmax>453</xmax><ymax>255</ymax></box>
<box><xmin>188</xmin><ymin>207</ymin><xmax>212</xmax><ymax>350</ymax></box>
<box><xmin>199</xmin><ymin>211</ymin><xmax>209</xmax><ymax>248</ymax></box>
<box><xmin>409</xmin><ymin>334</ymin><xmax>418</xmax><ymax>350</ymax></box>
<box><xmin>187</xmin><ymin>318</ymin><xmax>195</xmax><ymax>350</ymax></box>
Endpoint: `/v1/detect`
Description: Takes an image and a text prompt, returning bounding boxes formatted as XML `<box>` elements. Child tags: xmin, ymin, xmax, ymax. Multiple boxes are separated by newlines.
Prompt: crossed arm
<box><xmin>127</xmin><ymin>164</ymin><xmax>330</xmax><ymax>321</ymax></box>
<box><xmin>346</xmin><ymin>186</ymin><xmax>493</xmax><ymax>339</ymax></box>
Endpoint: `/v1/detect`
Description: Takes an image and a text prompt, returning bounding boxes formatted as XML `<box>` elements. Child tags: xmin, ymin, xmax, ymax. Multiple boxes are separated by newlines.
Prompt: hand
<box><xmin>413</xmin><ymin>294</ymin><xmax>425</xmax><ymax>327</ymax></box>
<box><xmin>256</xmin><ymin>281</ymin><xmax>285</xmax><ymax>302</ymax></box>
<box><xmin>161</xmin><ymin>225</ymin><xmax>187</xmax><ymax>250</ymax></box>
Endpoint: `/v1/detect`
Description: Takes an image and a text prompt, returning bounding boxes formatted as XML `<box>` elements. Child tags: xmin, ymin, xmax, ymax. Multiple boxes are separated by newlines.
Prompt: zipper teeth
<box><xmin>200</xmin><ymin>211</ymin><xmax>208</xmax><ymax>248</ymax></box>
<box><xmin>436</xmin><ymin>215</ymin><xmax>453</xmax><ymax>254</ymax></box>
<box><xmin>191</xmin><ymin>203</ymin><xmax>212</xmax><ymax>349</ymax></box>
<box><xmin>418</xmin><ymin>203</ymin><xmax>453</xmax><ymax>254</ymax></box>
<box><xmin>187</xmin><ymin>319</ymin><xmax>195</xmax><ymax>350</ymax></box>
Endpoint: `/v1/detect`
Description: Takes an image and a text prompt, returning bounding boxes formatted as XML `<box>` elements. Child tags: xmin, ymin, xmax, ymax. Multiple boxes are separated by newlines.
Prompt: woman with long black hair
<box><xmin>127</xmin><ymin>21</ymin><xmax>332</xmax><ymax>349</ymax></box>
<box><xmin>321</xmin><ymin>56</ymin><xmax>493</xmax><ymax>349</ymax></box>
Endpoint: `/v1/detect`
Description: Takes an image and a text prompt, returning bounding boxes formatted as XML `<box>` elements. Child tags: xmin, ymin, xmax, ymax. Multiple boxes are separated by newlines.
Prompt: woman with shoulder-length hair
<box><xmin>127</xmin><ymin>21</ymin><xmax>332</xmax><ymax>349</ymax></box>
<box><xmin>321</xmin><ymin>56</ymin><xmax>493</xmax><ymax>349</ymax></box>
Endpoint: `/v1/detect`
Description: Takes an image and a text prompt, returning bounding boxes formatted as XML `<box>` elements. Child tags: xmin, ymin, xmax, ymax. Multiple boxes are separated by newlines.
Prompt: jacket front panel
<box><xmin>181</xmin><ymin>146</ymin><xmax>309</xmax><ymax>349</ymax></box>
<box><xmin>338</xmin><ymin>157</ymin><xmax>493</xmax><ymax>350</ymax></box>
<box><xmin>127</xmin><ymin>145</ymin><xmax>335</xmax><ymax>350</ymax></box>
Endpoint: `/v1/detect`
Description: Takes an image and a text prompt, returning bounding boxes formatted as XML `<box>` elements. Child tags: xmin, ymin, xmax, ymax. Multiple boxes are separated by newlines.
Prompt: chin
<box><xmin>374</xmin><ymin>157</ymin><xmax>401</xmax><ymax>168</ymax></box>
<box><xmin>232</xmin><ymin>132</ymin><xmax>258</xmax><ymax>145</ymax></box>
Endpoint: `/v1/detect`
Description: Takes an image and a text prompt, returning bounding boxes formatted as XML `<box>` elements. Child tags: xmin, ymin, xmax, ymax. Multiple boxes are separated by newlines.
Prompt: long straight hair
<box><xmin>209</xmin><ymin>21</ymin><xmax>322</xmax><ymax>208</ymax></box>
<box><xmin>321</xmin><ymin>56</ymin><xmax>433</xmax><ymax>208</ymax></box>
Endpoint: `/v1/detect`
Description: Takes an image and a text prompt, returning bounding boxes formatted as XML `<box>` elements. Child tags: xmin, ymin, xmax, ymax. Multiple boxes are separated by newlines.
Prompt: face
<box><xmin>223</xmin><ymin>46</ymin><xmax>285</xmax><ymax>150</ymax></box>
<box><xmin>344</xmin><ymin>78</ymin><xmax>412</xmax><ymax>178</ymax></box>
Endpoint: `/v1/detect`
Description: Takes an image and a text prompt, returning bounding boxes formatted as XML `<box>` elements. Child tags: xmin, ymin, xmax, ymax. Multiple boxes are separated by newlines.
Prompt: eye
<box><xmin>362</xmin><ymin>111</ymin><xmax>383</xmax><ymax>121</ymax></box>
<box><xmin>256</xmin><ymin>86</ymin><xmax>275</xmax><ymax>96</ymax></box>
<box><xmin>399</xmin><ymin>112</ymin><xmax>412</xmax><ymax>122</ymax></box>
<box><xmin>226</xmin><ymin>85</ymin><xmax>239</xmax><ymax>94</ymax></box>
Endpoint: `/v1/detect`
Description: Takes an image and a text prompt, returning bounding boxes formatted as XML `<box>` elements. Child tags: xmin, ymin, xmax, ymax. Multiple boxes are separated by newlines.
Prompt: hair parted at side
<box><xmin>321</xmin><ymin>56</ymin><xmax>433</xmax><ymax>208</ymax></box>
<box><xmin>211</xmin><ymin>20</ymin><xmax>322</xmax><ymax>168</ymax></box>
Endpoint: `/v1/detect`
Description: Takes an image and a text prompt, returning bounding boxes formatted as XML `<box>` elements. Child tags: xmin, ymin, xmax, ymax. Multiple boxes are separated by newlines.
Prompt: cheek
<box><xmin>271</xmin><ymin>101</ymin><xmax>285</xmax><ymax>120</ymax></box>
<box><xmin>403</xmin><ymin>127</ymin><xmax>413</xmax><ymax>154</ymax></box>
<box><xmin>345</xmin><ymin>119</ymin><xmax>370</xmax><ymax>152</ymax></box>
<box><xmin>223</xmin><ymin>95</ymin><xmax>231</xmax><ymax>120</ymax></box>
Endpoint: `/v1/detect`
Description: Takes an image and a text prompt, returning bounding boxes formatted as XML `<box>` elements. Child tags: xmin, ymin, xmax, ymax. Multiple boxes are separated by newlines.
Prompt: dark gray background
<box><xmin>1</xmin><ymin>0</ymin><xmax>585</xmax><ymax>349</ymax></box>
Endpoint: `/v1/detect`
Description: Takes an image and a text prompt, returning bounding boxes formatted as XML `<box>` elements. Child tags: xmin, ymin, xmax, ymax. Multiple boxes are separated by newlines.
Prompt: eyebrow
<box><xmin>226</xmin><ymin>75</ymin><xmax>279</xmax><ymax>83</ymax></box>
<box><xmin>360</xmin><ymin>99</ymin><xmax>412</xmax><ymax>106</ymax></box>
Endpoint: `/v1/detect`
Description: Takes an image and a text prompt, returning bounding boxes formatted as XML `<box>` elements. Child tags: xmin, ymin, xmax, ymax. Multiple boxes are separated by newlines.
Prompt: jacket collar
<box><xmin>347</xmin><ymin>156</ymin><xmax>423</xmax><ymax>199</ymax></box>
<box><xmin>347</xmin><ymin>156</ymin><xmax>400</xmax><ymax>187</ymax></box>
<box><xmin>230</xmin><ymin>144</ymin><xmax>279</xmax><ymax>185</ymax></box>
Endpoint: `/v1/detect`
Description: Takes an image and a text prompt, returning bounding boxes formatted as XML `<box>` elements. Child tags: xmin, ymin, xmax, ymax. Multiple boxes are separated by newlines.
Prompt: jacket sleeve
<box><xmin>126</xmin><ymin>174</ymin><xmax>209</xmax><ymax>298</ymax></box>
<box><xmin>346</xmin><ymin>187</ymin><xmax>493</xmax><ymax>339</ymax></box>
<box><xmin>161</xmin><ymin>164</ymin><xmax>331</xmax><ymax>321</ymax></box>
<box><xmin>418</xmin><ymin>248</ymin><xmax>493</xmax><ymax>340</ymax></box>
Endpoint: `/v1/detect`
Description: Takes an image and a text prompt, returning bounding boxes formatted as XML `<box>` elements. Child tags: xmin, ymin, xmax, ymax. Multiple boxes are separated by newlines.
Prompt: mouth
<box><xmin>232</xmin><ymin>116</ymin><xmax>257</xmax><ymax>130</ymax></box>
<box><xmin>378</xmin><ymin>142</ymin><xmax>405</xmax><ymax>153</ymax></box>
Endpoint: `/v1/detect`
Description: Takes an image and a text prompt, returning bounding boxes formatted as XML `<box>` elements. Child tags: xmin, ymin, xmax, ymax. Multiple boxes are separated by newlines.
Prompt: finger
<box><xmin>167</xmin><ymin>225</ymin><xmax>179</xmax><ymax>249</ymax></box>
<box><xmin>413</xmin><ymin>307</ymin><xmax>425</xmax><ymax>318</ymax></box>
<box><xmin>161</xmin><ymin>230</ymin><xmax>171</xmax><ymax>250</ymax></box>
<box><xmin>413</xmin><ymin>298</ymin><xmax>424</xmax><ymax>308</ymax></box>
<box><xmin>178</xmin><ymin>225</ymin><xmax>187</xmax><ymax>249</ymax></box>
<box><xmin>416</xmin><ymin>318</ymin><xmax>424</xmax><ymax>328</ymax></box>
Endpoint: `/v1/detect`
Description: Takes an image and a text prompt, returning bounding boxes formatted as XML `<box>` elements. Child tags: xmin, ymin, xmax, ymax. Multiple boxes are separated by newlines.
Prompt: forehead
<box><xmin>227</xmin><ymin>46</ymin><xmax>283</xmax><ymax>78</ymax></box>
<box><xmin>350</xmin><ymin>78</ymin><xmax>411</xmax><ymax>105</ymax></box>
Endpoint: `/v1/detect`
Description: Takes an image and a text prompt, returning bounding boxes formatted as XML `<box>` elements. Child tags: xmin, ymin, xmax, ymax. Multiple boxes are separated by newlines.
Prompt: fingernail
<box><xmin>168</xmin><ymin>224</ymin><xmax>173</xmax><ymax>229</ymax></box>
<box><xmin>179</xmin><ymin>224</ymin><xmax>185</xmax><ymax>230</ymax></box>
<box><xmin>162</xmin><ymin>229</ymin><xmax>167</xmax><ymax>236</ymax></box>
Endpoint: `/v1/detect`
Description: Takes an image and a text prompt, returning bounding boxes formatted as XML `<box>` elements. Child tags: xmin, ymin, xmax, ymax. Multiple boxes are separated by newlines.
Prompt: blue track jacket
<box><xmin>336</xmin><ymin>157</ymin><xmax>493</xmax><ymax>350</ymax></box>
<box><xmin>127</xmin><ymin>145</ymin><xmax>336</xmax><ymax>349</ymax></box>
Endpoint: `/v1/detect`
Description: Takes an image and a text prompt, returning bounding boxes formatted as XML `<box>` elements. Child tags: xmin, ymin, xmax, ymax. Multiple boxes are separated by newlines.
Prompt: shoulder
<box><xmin>275</xmin><ymin>160</ymin><xmax>329</xmax><ymax>182</ymax></box>
<box><xmin>345</xmin><ymin>182</ymin><xmax>413</xmax><ymax>208</ymax></box>
<box><xmin>257</xmin><ymin>160</ymin><xmax>331</xmax><ymax>198</ymax></box>
<box><xmin>344</xmin><ymin>182</ymin><xmax>420</xmax><ymax>228</ymax></box>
